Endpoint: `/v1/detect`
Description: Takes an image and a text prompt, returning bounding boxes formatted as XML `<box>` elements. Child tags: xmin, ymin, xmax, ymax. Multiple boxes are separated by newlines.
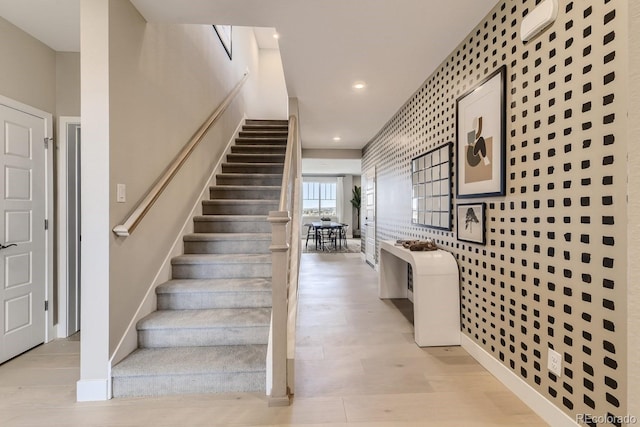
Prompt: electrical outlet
<box><xmin>548</xmin><ymin>348</ymin><xmax>562</xmax><ymax>376</ymax></box>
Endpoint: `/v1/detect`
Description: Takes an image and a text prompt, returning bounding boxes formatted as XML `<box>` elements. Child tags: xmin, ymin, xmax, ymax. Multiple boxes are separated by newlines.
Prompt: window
<box><xmin>303</xmin><ymin>181</ymin><xmax>337</xmax><ymax>217</ymax></box>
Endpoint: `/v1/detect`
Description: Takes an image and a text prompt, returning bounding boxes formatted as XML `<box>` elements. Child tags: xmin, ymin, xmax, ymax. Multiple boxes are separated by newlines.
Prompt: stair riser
<box><xmin>227</xmin><ymin>154</ymin><xmax>285</xmax><ymax>164</ymax></box>
<box><xmin>222</xmin><ymin>163</ymin><xmax>284</xmax><ymax>174</ymax></box>
<box><xmin>202</xmin><ymin>202</ymin><xmax>278</xmax><ymax>215</ymax></box>
<box><xmin>157</xmin><ymin>291</ymin><xmax>272</xmax><ymax>310</ymax></box>
<box><xmin>245</xmin><ymin>119</ymin><xmax>288</xmax><ymax>126</ymax></box>
<box><xmin>138</xmin><ymin>327</ymin><xmax>269</xmax><ymax>348</ymax></box>
<box><xmin>184</xmin><ymin>239</ymin><xmax>271</xmax><ymax>254</ymax></box>
<box><xmin>209</xmin><ymin>188</ymin><xmax>280</xmax><ymax>200</ymax></box>
<box><xmin>239</xmin><ymin>131</ymin><xmax>287</xmax><ymax>138</ymax></box>
<box><xmin>231</xmin><ymin>145</ymin><xmax>286</xmax><ymax>154</ymax></box>
<box><xmin>172</xmin><ymin>262</ymin><xmax>271</xmax><ymax>279</ymax></box>
<box><xmin>242</xmin><ymin>125</ymin><xmax>288</xmax><ymax>132</ymax></box>
<box><xmin>235</xmin><ymin>138</ymin><xmax>287</xmax><ymax>146</ymax></box>
<box><xmin>216</xmin><ymin>175</ymin><xmax>282</xmax><ymax>186</ymax></box>
<box><xmin>112</xmin><ymin>372</ymin><xmax>266</xmax><ymax>398</ymax></box>
<box><xmin>193</xmin><ymin>220</ymin><xmax>270</xmax><ymax>233</ymax></box>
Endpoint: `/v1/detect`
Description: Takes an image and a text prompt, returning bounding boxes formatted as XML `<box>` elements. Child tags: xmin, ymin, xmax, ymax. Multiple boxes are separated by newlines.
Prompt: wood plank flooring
<box><xmin>0</xmin><ymin>252</ymin><xmax>547</xmax><ymax>426</ymax></box>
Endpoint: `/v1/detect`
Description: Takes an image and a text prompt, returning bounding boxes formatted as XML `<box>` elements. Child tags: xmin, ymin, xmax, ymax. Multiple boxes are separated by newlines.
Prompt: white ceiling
<box><xmin>0</xmin><ymin>0</ymin><xmax>498</xmax><ymax>152</ymax></box>
<box><xmin>130</xmin><ymin>0</ymin><xmax>499</xmax><ymax>149</ymax></box>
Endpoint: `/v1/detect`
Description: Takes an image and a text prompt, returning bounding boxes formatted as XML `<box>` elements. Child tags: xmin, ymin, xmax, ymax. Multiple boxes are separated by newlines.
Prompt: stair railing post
<box><xmin>267</xmin><ymin>210</ymin><xmax>291</xmax><ymax>407</ymax></box>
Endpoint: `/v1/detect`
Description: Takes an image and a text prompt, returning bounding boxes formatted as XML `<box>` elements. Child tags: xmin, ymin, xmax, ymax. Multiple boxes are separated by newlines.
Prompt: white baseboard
<box><xmin>461</xmin><ymin>334</ymin><xmax>578</xmax><ymax>427</ymax></box>
<box><xmin>76</xmin><ymin>379</ymin><xmax>109</xmax><ymax>401</ymax></box>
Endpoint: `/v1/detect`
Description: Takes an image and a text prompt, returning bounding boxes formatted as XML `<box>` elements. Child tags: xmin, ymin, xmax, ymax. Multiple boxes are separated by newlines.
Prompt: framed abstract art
<box><xmin>456</xmin><ymin>65</ymin><xmax>506</xmax><ymax>198</ymax></box>
<box><xmin>456</xmin><ymin>202</ymin><xmax>486</xmax><ymax>245</ymax></box>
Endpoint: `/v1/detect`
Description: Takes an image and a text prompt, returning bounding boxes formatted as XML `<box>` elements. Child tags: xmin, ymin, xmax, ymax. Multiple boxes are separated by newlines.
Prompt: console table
<box><xmin>379</xmin><ymin>240</ymin><xmax>460</xmax><ymax>347</ymax></box>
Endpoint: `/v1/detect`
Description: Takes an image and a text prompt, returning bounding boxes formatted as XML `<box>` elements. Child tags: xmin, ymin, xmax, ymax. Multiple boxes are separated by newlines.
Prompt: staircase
<box><xmin>111</xmin><ymin>119</ymin><xmax>288</xmax><ymax>397</ymax></box>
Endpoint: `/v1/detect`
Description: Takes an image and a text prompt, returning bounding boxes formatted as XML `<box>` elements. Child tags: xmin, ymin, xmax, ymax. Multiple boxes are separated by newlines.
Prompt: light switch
<box><xmin>117</xmin><ymin>184</ymin><xmax>126</xmax><ymax>203</ymax></box>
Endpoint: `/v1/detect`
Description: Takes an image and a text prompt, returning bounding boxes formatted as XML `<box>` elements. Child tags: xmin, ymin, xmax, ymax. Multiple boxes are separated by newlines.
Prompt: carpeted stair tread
<box><xmin>138</xmin><ymin>308</ymin><xmax>271</xmax><ymax>330</ymax></box>
<box><xmin>193</xmin><ymin>215</ymin><xmax>268</xmax><ymax>222</ymax></box>
<box><xmin>156</xmin><ymin>278</ymin><xmax>271</xmax><ymax>310</ymax></box>
<box><xmin>209</xmin><ymin>185</ymin><xmax>281</xmax><ymax>191</ymax></box>
<box><xmin>156</xmin><ymin>278</ymin><xmax>271</xmax><ymax>294</ymax></box>
<box><xmin>222</xmin><ymin>162</ymin><xmax>285</xmax><ymax>167</ymax></box>
<box><xmin>245</xmin><ymin>119</ymin><xmax>288</xmax><ymax>125</ymax></box>
<box><xmin>239</xmin><ymin>131</ymin><xmax>287</xmax><ymax>138</ymax></box>
<box><xmin>171</xmin><ymin>253</ymin><xmax>271</xmax><ymax>265</ymax></box>
<box><xmin>231</xmin><ymin>144</ymin><xmax>286</xmax><ymax>152</ymax></box>
<box><xmin>226</xmin><ymin>153</ymin><xmax>285</xmax><ymax>163</ymax></box>
<box><xmin>234</xmin><ymin>138</ymin><xmax>287</xmax><ymax>145</ymax></box>
<box><xmin>112</xmin><ymin>345</ymin><xmax>267</xmax><ymax>377</ymax></box>
<box><xmin>203</xmin><ymin>199</ymin><xmax>278</xmax><ymax>205</ymax></box>
<box><xmin>216</xmin><ymin>173</ymin><xmax>282</xmax><ymax>179</ymax></box>
<box><xmin>183</xmin><ymin>233</ymin><xmax>271</xmax><ymax>242</ymax></box>
<box><xmin>221</xmin><ymin>163</ymin><xmax>285</xmax><ymax>174</ymax></box>
<box><xmin>215</xmin><ymin>173</ymin><xmax>283</xmax><ymax>186</ymax></box>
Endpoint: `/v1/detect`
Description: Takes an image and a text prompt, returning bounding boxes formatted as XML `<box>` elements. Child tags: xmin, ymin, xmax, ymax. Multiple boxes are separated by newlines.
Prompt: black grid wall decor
<box><xmin>411</xmin><ymin>142</ymin><xmax>452</xmax><ymax>230</ymax></box>
<box><xmin>362</xmin><ymin>0</ymin><xmax>626</xmax><ymax>422</ymax></box>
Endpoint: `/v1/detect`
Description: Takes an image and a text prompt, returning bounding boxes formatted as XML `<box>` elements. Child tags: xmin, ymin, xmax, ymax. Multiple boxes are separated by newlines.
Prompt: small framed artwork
<box><xmin>411</xmin><ymin>142</ymin><xmax>452</xmax><ymax>230</ymax></box>
<box><xmin>213</xmin><ymin>25</ymin><xmax>232</xmax><ymax>60</ymax></box>
<box><xmin>456</xmin><ymin>65</ymin><xmax>506</xmax><ymax>198</ymax></box>
<box><xmin>456</xmin><ymin>202</ymin><xmax>486</xmax><ymax>245</ymax></box>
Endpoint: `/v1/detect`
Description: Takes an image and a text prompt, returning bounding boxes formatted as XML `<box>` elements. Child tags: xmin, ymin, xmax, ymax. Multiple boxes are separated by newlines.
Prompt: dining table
<box><xmin>310</xmin><ymin>221</ymin><xmax>345</xmax><ymax>251</ymax></box>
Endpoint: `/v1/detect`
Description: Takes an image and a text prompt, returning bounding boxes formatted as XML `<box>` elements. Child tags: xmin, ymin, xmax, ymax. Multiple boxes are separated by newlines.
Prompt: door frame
<box><xmin>364</xmin><ymin>166</ymin><xmax>377</xmax><ymax>269</ymax></box>
<box><xmin>57</xmin><ymin>117</ymin><xmax>81</xmax><ymax>338</ymax></box>
<box><xmin>0</xmin><ymin>94</ymin><xmax>54</xmax><ymax>343</ymax></box>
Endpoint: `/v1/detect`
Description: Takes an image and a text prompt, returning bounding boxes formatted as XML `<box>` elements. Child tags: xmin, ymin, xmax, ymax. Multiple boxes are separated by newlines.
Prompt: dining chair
<box><xmin>304</xmin><ymin>223</ymin><xmax>314</xmax><ymax>248</ymax></box>
<box><xmin>339</xmin><ymin>223</ymin><xmax>349</xmax><ymax>248</ymax></box>
<box><xmin>318</xmin><ymin>227</ymin><xmax>335</xmax><ymax>251</ymax></box>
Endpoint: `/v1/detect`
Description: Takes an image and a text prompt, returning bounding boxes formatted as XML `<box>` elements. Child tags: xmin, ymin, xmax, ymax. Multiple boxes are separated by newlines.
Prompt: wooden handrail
<box><xmin>113</xmin><ymin>72</ymin><xmax>250</xmax><ymax>237</ymax></box>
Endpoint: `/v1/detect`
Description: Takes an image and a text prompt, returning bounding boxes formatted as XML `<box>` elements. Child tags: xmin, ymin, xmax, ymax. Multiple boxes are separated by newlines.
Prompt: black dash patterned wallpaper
<box><xmin>362</xmin><ymin>0</ymin><xmax>627</xmax><ymax>423</ymax></box>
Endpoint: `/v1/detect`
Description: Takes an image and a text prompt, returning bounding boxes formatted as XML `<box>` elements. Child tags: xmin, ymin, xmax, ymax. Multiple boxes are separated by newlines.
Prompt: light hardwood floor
<box><xmin>0</xmin><ymin>252</ymin><xmax>547</xmax><ymax>426</ymax></box>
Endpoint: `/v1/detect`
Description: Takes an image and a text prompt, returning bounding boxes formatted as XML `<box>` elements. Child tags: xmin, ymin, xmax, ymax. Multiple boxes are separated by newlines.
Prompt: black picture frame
<box><xmin>455</xmin><ymin>65</ymin><xmax>506</xmax><ymax>198</ymax></box>
<box><xmin>213</xmin><ymin>25</ymin><xmax>232</xmax><ymax>60</ymax></box>
<box><xmin>411</xmin><ymin>142</ymin><xmax>452</xmax><ymax>231</ymax></box>
<box><xmin>456</xmin><ymin>202</ymin><xmax>486</xmax><ymax>245</ymax></box>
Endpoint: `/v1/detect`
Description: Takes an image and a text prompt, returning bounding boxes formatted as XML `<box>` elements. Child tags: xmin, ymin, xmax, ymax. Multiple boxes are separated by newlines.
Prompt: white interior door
<box><xmin>364</xmin><ymin>166</ymin><xmax>376</xmax><ymax>266</ymax></box>
<box><xmin>0</xmin><ymin>104</ymin><xmax>46</xmax><ymax>364</ymax></box>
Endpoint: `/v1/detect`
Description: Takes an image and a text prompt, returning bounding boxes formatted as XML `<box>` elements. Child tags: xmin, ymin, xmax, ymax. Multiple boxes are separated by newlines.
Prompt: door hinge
<box><xmin>44</xmin><ymin>137</ymin><xmax>53</xmax><ymax>149</ymax></box>
<box><xmin>44</xmin><ymin>219</ymin><xmax>49</xmax><ymax>230</ymax></box>
<box><xmin>44</xmin><ymin>300</ymin><xmax>49</xmax><ymax>311</ymax></box>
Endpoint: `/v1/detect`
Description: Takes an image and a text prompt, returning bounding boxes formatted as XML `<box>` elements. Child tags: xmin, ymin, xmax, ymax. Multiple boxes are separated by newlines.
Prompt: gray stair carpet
<box><xmin>112</xmin><ymin>119</ymin><xmax>287</xmax><ymax>398</ymax></box>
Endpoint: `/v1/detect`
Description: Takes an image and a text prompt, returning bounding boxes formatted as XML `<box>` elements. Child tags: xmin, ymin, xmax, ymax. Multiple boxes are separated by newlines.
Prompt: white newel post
<box><xmin>267</xmin><ymin>210</ymin><xmax>291</xmax><ymax>406</ymax></box>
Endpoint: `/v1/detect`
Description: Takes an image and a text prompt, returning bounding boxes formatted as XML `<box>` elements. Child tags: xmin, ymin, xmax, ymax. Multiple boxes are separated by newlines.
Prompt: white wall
<box><xmin>0</xmin><ymin>16</ymin><xmax>55</xmax><ymax>114</ymax></box>
<box><xmin>56</xmin><ymin>52</ymin><xmax>81</xmax><ymax>117</ymax></box>
<box><xmin>78</xmin><ymin>0</ymin><xmax>110</xmax><ymax>401</ymax></box>
<box><xmin>247</xmin><ymin>47</ymin><xmax>288</xmax><ymax>119</ymax></box>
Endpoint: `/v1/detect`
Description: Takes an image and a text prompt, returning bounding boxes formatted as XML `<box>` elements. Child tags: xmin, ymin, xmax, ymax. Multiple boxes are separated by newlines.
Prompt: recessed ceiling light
<box><xmin>333</xmin><ymin>136</ymin><xmax>341</xmax><ymax>142</ymax></box>
<box><xmin>353</xmin><ymin>81</ymin><xmax>366</xmax><ymax>90</ymax></box>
